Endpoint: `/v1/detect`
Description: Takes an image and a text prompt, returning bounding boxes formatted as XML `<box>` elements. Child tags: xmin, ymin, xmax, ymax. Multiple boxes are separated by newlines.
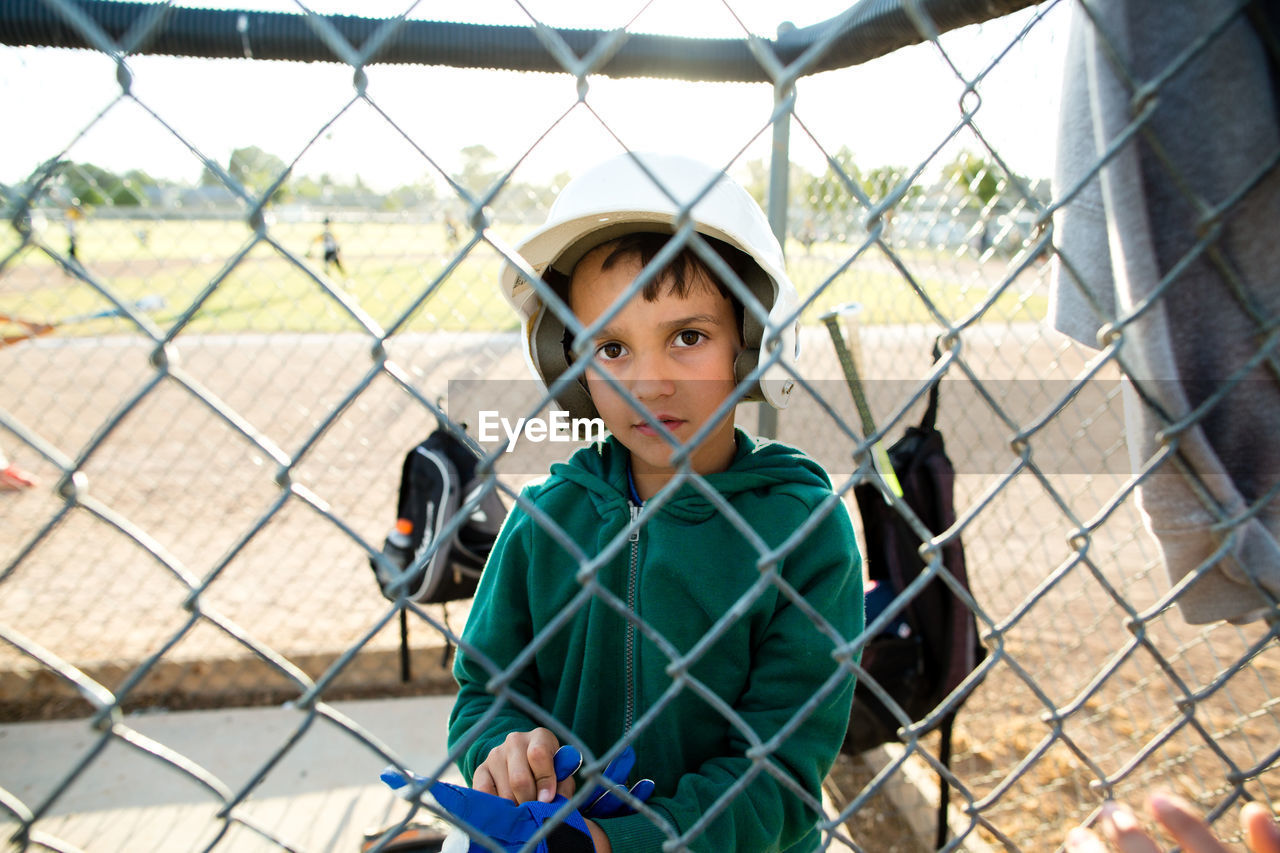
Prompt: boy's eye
<box><xmin>597</xmin><ymin>342</ymin><xmax>625</xmax><ymax>360</ymax></box>
<box><xmin>674</xmin><ymin>330</ymin><xmax>704</xmax><ymax>347</ymax></box>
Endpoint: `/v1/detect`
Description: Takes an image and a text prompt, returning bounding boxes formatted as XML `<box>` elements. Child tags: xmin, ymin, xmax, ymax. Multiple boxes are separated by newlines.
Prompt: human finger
<box><xmin>1065</xmin><ymin>826</ymin><xmax>1111</xmax><ymax>853</ymax></box>
<box><xmin>1241</xmin><ymin>802</ymin><xmax>1280</xmax><ymax>853</ymax></box>
<box><xmin>497</xmin><ymin>734</ymin><xmax>537</xmax><ymax>804</ymax></box>
<box><xmin>1148</xmin><ymin>793</ymin><xmax>1230</xmax><ymax>853</ymax></box>
<box><xmin>1099</xmin><ymin>802</ymin><xmax>1163</xmax><ymax>853</ymax></box>
<box><xmin>473</xmin><ymin>761</ymin><xmax>502</xmax><ymax>798</ymax></box>
<box><xmin>478</xmin><ymin>734</ymin><xmax>525</xmax><ymax>801</ymax></box>
<box><xmin>525</xmin><ymin>728</ymin><xmax>561</xmax><ymax>804</ymax></box>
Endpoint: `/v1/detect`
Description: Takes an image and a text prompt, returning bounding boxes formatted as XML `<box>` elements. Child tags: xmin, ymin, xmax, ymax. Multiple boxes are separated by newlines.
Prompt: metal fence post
<box><xmin>760</xmin><ymin>20</ymin><xmax>795</xmax><ymax>440</ymax></box>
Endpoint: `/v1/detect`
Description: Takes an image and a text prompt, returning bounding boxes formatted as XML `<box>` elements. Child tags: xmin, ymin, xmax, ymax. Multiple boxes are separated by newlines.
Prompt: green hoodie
<box><xmin>448</xmin><ymin>430</ymin><xmax>863</xmax><ymax>852</ymax></box>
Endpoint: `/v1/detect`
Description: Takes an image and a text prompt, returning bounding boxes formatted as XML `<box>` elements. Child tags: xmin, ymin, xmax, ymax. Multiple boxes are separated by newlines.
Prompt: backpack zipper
<box><xmin>624</xmin><ymin>502</ymin><xmax>640</xmax><ymax>733</ymax></box>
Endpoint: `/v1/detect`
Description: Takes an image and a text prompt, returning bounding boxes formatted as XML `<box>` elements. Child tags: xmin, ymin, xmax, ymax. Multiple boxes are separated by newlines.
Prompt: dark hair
<box><xmin>572</xmin><ymin>232</ymin><xmax>748</xmax><ymax>336</ymax></box>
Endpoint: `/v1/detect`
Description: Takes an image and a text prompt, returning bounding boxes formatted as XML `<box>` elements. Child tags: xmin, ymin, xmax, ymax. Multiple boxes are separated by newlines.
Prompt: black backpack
<box><xmin>371</xmin><ymin>425</ymin><xmax>506</xmax><ymax>605</ymax></box>
<box><xmin>838</xmin><ymin>349</ymin><xmax>986</xmax><ymax>848</ymax></box>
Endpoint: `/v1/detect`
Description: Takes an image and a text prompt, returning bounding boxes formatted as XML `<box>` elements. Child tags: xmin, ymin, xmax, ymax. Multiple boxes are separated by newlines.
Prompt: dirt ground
<box><xmin>2</xmin><ymin>321</ymin><xmax>1277</xmax><ymax>851</ymax></box>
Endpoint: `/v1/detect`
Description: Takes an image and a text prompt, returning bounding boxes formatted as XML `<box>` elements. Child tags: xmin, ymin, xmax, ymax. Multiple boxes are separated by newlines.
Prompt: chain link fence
<box><xmin>2</xmin><ymin>0</ymin><xmax>1278</xmax><ymax>850</ymax></box>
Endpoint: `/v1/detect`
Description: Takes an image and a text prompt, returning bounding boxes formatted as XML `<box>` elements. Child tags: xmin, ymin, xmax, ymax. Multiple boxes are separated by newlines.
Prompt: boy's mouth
<box><xmin>633</xmin><ymin>415</ymin><xmax>686</xmax><ymax>436</ymax></box>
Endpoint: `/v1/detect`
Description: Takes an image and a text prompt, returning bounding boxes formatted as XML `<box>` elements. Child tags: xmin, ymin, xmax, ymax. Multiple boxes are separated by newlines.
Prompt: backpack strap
<box><xmin>399</xmin><ymin>609</ymin><xmax>411</xmax><ymax>684</ymax></box>
<box><xmin>936</xmin><ymin>710</ymin><xmax>957</xmax><ymax>848</ymax></box>
<box><xmin>920</xmin><ymin>337</ymin><xmax>942</xmax><ymax>433</ymax></box>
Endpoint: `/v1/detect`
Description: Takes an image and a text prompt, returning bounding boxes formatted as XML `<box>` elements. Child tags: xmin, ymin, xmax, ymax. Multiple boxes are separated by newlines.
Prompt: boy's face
<box><xmin>569</xmin><ymin>245</ymin><xmax>742</xmax><ymax>498</ymax></box>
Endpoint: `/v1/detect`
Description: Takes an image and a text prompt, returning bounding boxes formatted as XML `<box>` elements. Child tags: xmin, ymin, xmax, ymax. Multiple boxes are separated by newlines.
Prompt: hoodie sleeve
<box><xmin>447</xmin><ymin>496</ymin><xmax>548</xmax><ymax>781</ymax></box>
<box><xmin>602</xmin><ymin>492</ymin><xmax>864</xmax><ymax>853</ymax></box>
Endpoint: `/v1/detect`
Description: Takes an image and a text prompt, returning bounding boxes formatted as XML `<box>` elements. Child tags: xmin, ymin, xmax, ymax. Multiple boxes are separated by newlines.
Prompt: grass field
<box><xmin>1</xmin><ymin>216</ymin><xmax>1049</xmax><ymax>342</ymax></box>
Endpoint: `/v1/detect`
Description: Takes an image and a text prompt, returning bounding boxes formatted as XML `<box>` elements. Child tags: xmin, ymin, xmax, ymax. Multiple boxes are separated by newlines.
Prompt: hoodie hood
<box><xmin>548</xmin><ymin>428</ymin><xmax>834</xmax><ymax>524</ymax></box>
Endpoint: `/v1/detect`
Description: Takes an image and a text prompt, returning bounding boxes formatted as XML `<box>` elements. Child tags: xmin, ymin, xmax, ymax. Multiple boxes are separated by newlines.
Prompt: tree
<box><xmin>116</xmin><ymin>168</ymin><xmax>157</xmax><ymax>206</ymax></box>
<box><xmin>383</xmin><ymin>179</ymin><xmax>438</xmax><ymax>212</ymax></box>
<box><xmin>53</xmin><ymin>161</ymin><xmax>109</xmax><ymax>207</ymax></box>
<box><xmin>861</xmin><ymin>165</ymin><xmax>911</xmax><ymax>206</ymax></box>
<box><xmin>455</xmin><ymin>144</ymin><xmax>499</xmax><ymax>196</ymax></box>
<box><xmin>940</xmin><ymin>150</ymin><xmax>1003</xmax><ymax>208</ymax></box>
<box><xmin>736</xmin><ymin>157</ymin><xmax>814</xmax><ymax>217</ymax></box>
<box><xmin>792</xmin><ymin>149</ymin><xmax>920</xmax><ymax>243</ymax></box>
<box><xmin>229</xmin><ymin>145</ymin><xmax>290</xmax><ymax>200</ymax></box>
<box><xmin>199</xmin><ymin>146</ymin><xmax>291</xmax><ymax>201</ymax></box>
<box><xmin>740</xmin><ymin>158</ymin><xmax>771</xmax><ymax>211</ymax></box>
<box><xmin>802</xmin><ymin>146</ymin><xmax>863</xmax><ymax>241</ymax></box>
<box><xmin>43</xmin><ymin>161</ymin><xmax>151</xmax><ymax>208</ymax></box>
<box><xmin>291</xmin><ymin>174</ymin><xmax>326</xmax><ymax>202</ymax></box>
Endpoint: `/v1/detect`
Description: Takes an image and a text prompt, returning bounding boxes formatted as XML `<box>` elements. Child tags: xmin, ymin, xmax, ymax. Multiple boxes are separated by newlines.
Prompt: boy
<box><xmin>445</xmin><ymin>153</ymin><xmax>863</xmax><ymax>852</ymax></box>
<box><xmin>312</xmin><ymin>217</ymin><xmax>345</xmax><ymax>276</ymax></box>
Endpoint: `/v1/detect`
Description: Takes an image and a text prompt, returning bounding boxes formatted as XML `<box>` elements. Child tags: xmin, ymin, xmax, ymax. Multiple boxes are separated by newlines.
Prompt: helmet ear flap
<box><xmin>729</xmin><ymin>261</ymin><xmax>775</xmax><ymax>403</ymax></box>
<box><xmin>733</xmin><ymin>346</ymin><xmax>761</xmax><ymax>399</ymax></box>
<box><xmin>531</xmin><ymin>304</ymin><xmax>599</xmax><ymax>421</ymax></box>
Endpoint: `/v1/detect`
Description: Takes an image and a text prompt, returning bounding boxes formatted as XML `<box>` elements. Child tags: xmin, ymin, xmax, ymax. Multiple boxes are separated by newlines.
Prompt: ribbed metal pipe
<box><xmin>0</xmin><ymin>0</ymin><xmax>1038</xmax><ymax>81</ymax></box>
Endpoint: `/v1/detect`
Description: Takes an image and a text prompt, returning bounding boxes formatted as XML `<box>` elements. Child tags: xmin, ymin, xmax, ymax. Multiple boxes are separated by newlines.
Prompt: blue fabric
<box><xmin>429</xmin><ymin>781</ymin><xmax>593</xmax><ymax>853</ymax></box>
<box><xmin>554</xmin><ymin>745</ymin><xmax>655</xmax><ymax>819</ymax></box>
<box><xmin>380</xmin><ymin>748</ymin><xmax>647</xmax><ymax>852</ymax></box>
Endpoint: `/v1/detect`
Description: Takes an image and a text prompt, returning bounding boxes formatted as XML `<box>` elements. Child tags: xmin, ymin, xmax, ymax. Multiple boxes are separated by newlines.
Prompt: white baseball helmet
<box><xmin>499</xmin><ymin>151</ymin><xmax>800</xmax><ymax>420</ymax></box>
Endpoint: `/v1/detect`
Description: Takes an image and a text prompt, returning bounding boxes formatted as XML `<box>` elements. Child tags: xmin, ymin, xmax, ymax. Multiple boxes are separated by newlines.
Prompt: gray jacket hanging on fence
<box><xmin>1049</xmin><ymin>0</ymin><xmax>1280</xmax><ymax>624</ymax></box>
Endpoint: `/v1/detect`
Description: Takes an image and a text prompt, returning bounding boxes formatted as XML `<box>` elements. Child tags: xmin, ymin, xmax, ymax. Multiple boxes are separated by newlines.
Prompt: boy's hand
<box><xmin>428</xmin><ymin>781</ymin><xmax>597</xmax><ymax>853</ymax></box>
<box><xmin>1065</xmin><ymin>794</ymin><xmax>1280</xmax><ymax>853</ymax></box>
<box><xmin>476</xmin><ymin>727</ymin><xmax>575</xmax><ymax>805</ymax></box>
<box><xmin>381</xmin><ymin>754</ymin><xmax>610</xmax><ymax>853</ymax></box>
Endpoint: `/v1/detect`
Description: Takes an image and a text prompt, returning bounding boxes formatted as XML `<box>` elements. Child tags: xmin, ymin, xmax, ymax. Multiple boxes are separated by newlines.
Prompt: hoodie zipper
<box><xmin>624</xmin><ymin>502</ymin><xmax>640</xmax><ymax>734</ymax></box>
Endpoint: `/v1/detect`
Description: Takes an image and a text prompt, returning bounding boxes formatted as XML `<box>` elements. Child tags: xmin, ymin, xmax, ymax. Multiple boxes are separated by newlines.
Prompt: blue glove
<box><xmin>551</xmin><ymin>745</ymin><xmax>656</xmax><ymax>819</ymax></box>
<box><xmin>381</xmin><ymin>756</ymin><xmax>594</xmax><ymax>853</ymax></box>
<box><xmin>377</xmin><ymin>743</ymin><xmax>654</xmax><ymax>851</ymax></box>
<box><xmin>379</xmin><ymin>748</ymin><xmax>581</xmax><ymax>803</ymax></box>
<box><xmin>429</xmin><ymin>782</ymin><xmax>594</xmax><ymax>853</ymax></box>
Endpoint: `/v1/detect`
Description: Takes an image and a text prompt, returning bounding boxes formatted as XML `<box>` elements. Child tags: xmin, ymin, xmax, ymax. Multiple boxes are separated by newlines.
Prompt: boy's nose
<box><xmin>631</xmin><ymin>373</ymin><xmax>676</xmax><ymax>401</ymax></box>
<box><xmin>628</xmin><ymin>353</ymin><xmax>676</xmax><ymax>401</ymax></box>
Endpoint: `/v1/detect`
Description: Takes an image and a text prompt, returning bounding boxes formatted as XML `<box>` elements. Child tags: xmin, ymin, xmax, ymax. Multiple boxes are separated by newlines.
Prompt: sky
<box><xmin>0</xmin><ymin>0</ymin><xmax>1070</xmax><ymax>192</ymax></box>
